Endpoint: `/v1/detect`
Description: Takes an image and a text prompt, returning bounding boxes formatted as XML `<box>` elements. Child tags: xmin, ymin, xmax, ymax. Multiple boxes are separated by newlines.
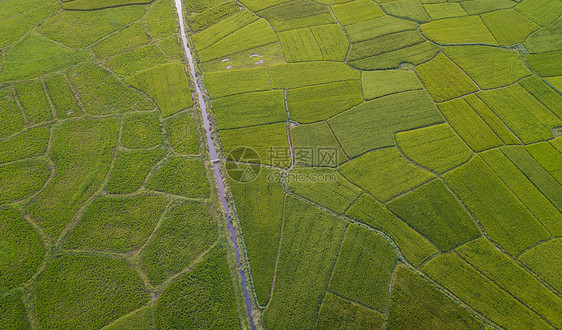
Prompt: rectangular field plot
<box><xmin>481</xmin><ymin>9</ymin><xmax>538</xmax><ymax>46</ymax></box>
<box><xmin>348</xmin><ymin>30</ymin><xmax>425</xmax><ymax>62</ymax></box>
<box><xmin>349</xmin><ymin>41</ymin><xmax>440</xmax><ymax>70</ymax></box>
<box><xmin>526</xmin><ymin>142</ymin><xmax>562</xmax><ymax>186</ymax></box>
<box><xmin>290</xmin><ymin>121</ymin><xmax>348</xmax><ymax>166</ymax></box>
<box><xmin>14</xmin><ymin>80</ymin><xmax>53</xmax><ymax>124</ymax></box>
<box><xmin>187</xmin><ymin>0</ymin><xmax>242</xmax><ymax>33</ymax></box>
<box><xmin>457</xmin><ymin>238</ymin><xmax>562</xmax><ymax>328</ymax></box>
<box><xmin>192</xmin><ymin>10</ymin><xmax>259</xmax><ymax>51</ymax></box>
<box><xmin>0</xmin><ymin>88</ymin><xmax>25</xmax><ymax>139</ymax></box>
<box><xmin>460</xmin><ymin>0</ymin><xmax>515</xmax><ymax>15</ymax></box>
<box><xmin>316</xmin><ymin>293</ymin><xmax>383</xmax><ymax>329</ymax></box>
<box><xmin>44</xmin><ymin>74</ymin><xmax>83</xmax><ymax>118</ymax></box>
<box><xmin>126</xmin><ymin>63</ymin><xmax>193</xmax><ymax>117</ymax></box>
<box><xmin>480</xmin><ymin>149</ymin><xmax>562</xmax><ymax>236</ymax></box>
<box><xmin>346</xmin><ymin>195</ymin><xmax>438</xmax><ymax>267</ymax></box>
<box><xmin>278</xmin><ymin>28</ymin><xmax>323</xmax><ymax>62</ymax></box>
<box><xmin>262</xmin><ymin>197</ymin><xmax>346</xmax><ymax>329</ymax></box>
<box><xmin>423</xmin><ymin>253</ymin><xmax>551</xmax><ymax>329</ymax></box>
<box><xmin>423</xmin><ymin>3</ymin><xmax>467</xmax><ymax>20</ymax></box>
<box><xmin>519</xmin><ymin>239</ymin><xmax>562</xmax><ymax>294</ymax></box>
<box><xmin>421</xmin><ymin>16</ymin><xmax>497</xmax><ymax>44</ymax></box>
<box><xmin>345</xmin><ymin>16</ymin><xmax>418</xmax><ymax>43</ymax></box>
<box><xmin>269</xmin><ymin>62</ymin><xmax>360</xmax><ymax>89</ymax></box>
<box><xmin>212</xmin><ymin>90</ymin><xmax>286</xmax><ymax>129</ymax></box>
<box><xmin>204</xmin><ymin>66</ymin><xmax>271</xmax><ymax>98</ymax></box>
<box><xmin>443</xmin><ymin>157</ymin><xmax>549</xmax><ymax>256</ymax></box>
<box><xmin>0</xmin><ymin>127</ymin><xmax>50</xmax><ymax>164</ymax></box>
<box><xmin>287</xmin><ymin>80</ymin><xmax>363</xmax><ymax>123</ymax></box>
<box><xmin>415</xmin><ymin>53</ymin><xmax>478</xmax><ymax>102</ymax></box>
<box><xmin>362</xmin><ymin>70</ymin><xmax>423</xmax><ymax>100</ymax></box>
<box><xmin>437</xmin><ymin>98</ymin><xmax>504</xmax><ymax>152</ymax></box>
<box><xmin>515</xmin><ymin>0</ymin><xmax>562</xmax><ymax>26</ymax></box>
<box><xmin>197</xmin><ymin>19</ymin><xmax>278</xmax><ymax>62</ymax></box>
<box><xmin>519</xmin><ymin>76</ymin><xmax>562</xmax><ymax>118</ymax></box>
<box><xmin>201</xmin><ymin>42</ymin><xmax>285</xmax><ymax>72</ymax></box>
<box><xmin>329</xmin><ymin>90</ymin><xmax>444</xmax><ymax>157</ymax></box>
<box><xmin>331</xmin><ymin>0</ymin><xmax>384</xmax><ymax>25</ymax></box>
<box><xmin>257</xmin><ymin>0</ymin><xmax>335</xmax><ymax>31</ymax></box>
<box><xmin>381</xmin><ymin>0</ymin><xmax>430</xmax><ymax>23</ymax></box>
<box><xmin>526</xmin><ymin>50</ymin><xmax>562</xmax><ymax>77</ymax></box>
<box><xmin>310</xmin><ymin>24</ymin><xmax>349</xmax><ymax>61</ymax></box>
<box><xmin>477</xmin><ymin>85</ymin><xmax>562</xmax><ymax>144</ymax></box>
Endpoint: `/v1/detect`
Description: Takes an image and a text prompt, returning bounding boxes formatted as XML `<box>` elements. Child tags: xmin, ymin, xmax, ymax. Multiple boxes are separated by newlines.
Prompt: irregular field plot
<box><xmin>361</xmin><ymin>69</ymin><xmax>423</xmax><ymax>100</ymax></box>
<box><xmin>105</xmin><ymin>149</ymin><xmax>167</xmax><ymax>194</ymax></box>
<box><xmin>519</xmin><ymin>239</ymin><xmax>562</xmax><ymax>293</ymax></box>
<box><xmin>316</xmin><ymin>293</ymin><xmax>383</xmax><ymax>329</ymax></box>
<box><xmin>0</xmin><ymin>160</ymin><xmax>51</xmax><ymax>204</ymax></box>
<box><xmin>421</xmin><ymin>16</ymin><xmax>497</xmax><ymax>44</ymax></box>
<box><xmin>0</xmin><ymin>128</ymin><xmax>50</xmax><ymax>164</ymax></box>
<box><xmin>121</xmin><ymin>111</ymin><xmax>164</xmax><ymax>149</ymax></box>
<box><xmin>480</xmin><ymin>9</ymin><xmax>538</xmax><ymax>46</ymax></box>
<box><xmin>44</xmin><ymin>74</ymin><xmax>83</xmax><ymax>119</ymax></box>
<box><xmin>164</xmin><ymin>112</ymin><xmax>200</xmax><ymax>155</ymax></box>
<box><xmin>0</xmin><ymin>293</ymin><xmax>30</xmax><ymax>329</ymax></box>
<box><xmin>290</xmin><ymin>121</ymin><xmax>348</xmax><ymax>166</ymax></box>
<box><xmin>146</xmin><ymin>157</ymin><xmax>210</xmax><ymax>198</ymax></box>
<box><xmin>14</xmin><ymin>80</ymin><xmax>53</xmax><ymax>124</ymax></box>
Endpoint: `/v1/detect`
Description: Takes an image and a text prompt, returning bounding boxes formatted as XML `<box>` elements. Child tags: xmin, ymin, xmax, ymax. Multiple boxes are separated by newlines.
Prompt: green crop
<box><xmin>316</xmin><ymin>292</ymin><xmax>384</xmax><ymax>329</ymax></box>
<box><xmin>0</xmin><ymin>160</ymin><xmax>51</xmax><ymax>204</ymax></box>
<box><xmin>0</xmin><ymin>128</ymin><xmax>50</xmax><ymax>164</ymax></box>
<box><xmin>163</xmin><ymin>112</ymin><xmax>200</xmax><ymax>155</ymax></box>
<box><xmin>146</xmin><ymin>156</ymin><xmax>210</xmax><ymax>198</ymax></box>
<box><xmin>105</xmin><ymin>149</ymin><xmax>167</xmax><ymax>194</ymax></box>
<box><xmin>14</xmin><ymin>80</ymin><xmax>53</xmax><ymax>124</ymax></box>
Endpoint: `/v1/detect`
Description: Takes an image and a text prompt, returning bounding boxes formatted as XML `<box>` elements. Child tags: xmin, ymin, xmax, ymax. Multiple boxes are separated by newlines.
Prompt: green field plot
<box><xmin>40</xmin><ymin>5</ymin><xmax>145</xmax><ymax>49</ymax></box>
<box><xmin>329</xmin><ymin>90</ymin><xmax>444</xmax><ymax>157</ymax></box>
<box><xmin>0</xmin><ymin>160</ymin><xmax>51</xmax><ymax>204</ymax></box>
<box><xmin>146</xmin><ymin>157</ymin><xmax>210</xmax><ymax>198</ymax></box>
<box><xmin>238</xmin><ymin>0</ymin><xmax>288</xmax><ymax>11</ymax></box>
<box><xmin>201</xmin><ymin>42</ymin><xmax>286</xmax><ymax>72</ymax></box>
<box><xmin>0</xmin><ymin>127</ymin><xmax>50</xmax><ymax>164</ymax></box>
<box><xmin>68</xmin><ymin>63</ymin><xmax>155</xmax><ymax>115</ymax></box>
<box><xmin>443</xmin><ymin>157</ymin><xmax>549</xmax><ymax>256</ymax></box>
<box><xmin>396</xmin><ymin>124</ymin><xmax>472</xmax><ymax>173</ymax></box>
<box><xmin>14</xmin><ymin>81</ymin><xmax>53</xmax><ymax>124</ymax></box>
<box><xmin>103</xmin><ymin>306</ymin><xmax>153</xmax><ymax>330</ymax></box>
<box><xmin>126</xmin><ymin>63</ymin><xmax>193</xmax><ymax>117</ymax></box>
<box><xmin>345</xmin><ymin>15</ymin><xmax>418</xmax><ymax>43</ymax></box>
<box><xmin>197</xmin><ymin>19</ymin><xmax>278</xmax><ymax>62</ymax></box>
<box><xmin>204</xmin><ymin>67</ymin><xmax>271</xmax><ymax>98</ymax></box>
<box><xmin>462</xmin><ymin>94</ymin><xmax>520</xmax><ymax>145</ymax></box>
<box><xmin>29</xmin><ymin>118</ymin><xmax>119</xmax><ymax>237</ymax></box>
<box><xmin>263</xmin><ymin>196</ymin><xmax>346</xmax><ymax>329</ymax></box>
<box><xmin>221</xmin><ymin>123</ymin><xmax>288</xmax><ymax>167</ymax></box>
<box><xmin>519</xmin><ymin>239</ymin><xmax>562</xmax><ymax>293</ymax></box>
<box><xmin>501</xmin><ymin>146</ymin><xmax>562</xmax><ymax>212</ymax></box>
<box><xmin>278</xmin><ymin>28</ymin><xmax>323</xmax><ymax>62</ymax></box>
<box><xmin>192</xmin><ymin>10</ymin><xmax>259</xmax><ymax>51</ymax></box>
<box><xmin>459</xmin><ymin>0</ymin><xmax>515</xmax><ymax>15</ymax></box>
<box><xmin>415</xmin><ymin>53</ymin><xmax>478</xmax><ymax>102</ymax></box>
<box><xmin>548</xmin><ymin>75</ymin><xmax>562</xmax><ymax>91</ymax></box>
<box><xmin>163</xmin><ymin>112</ymin><xmax>200</xmax><ymax>155</ymax></box>
<box><xmin>35</xmin><ymin>254</ymin><xmax>149</xmax><ymax>329</ymax></box>
<box><xmin>188</xmin><ymin>0</ymin><xmax>242</xmax><ymax>32</ymax></box>
<box><xmin>525</xmin><ymin>18</ymin><xmax>562</xmax><ymax>53</ymax></box>
<box><xmin>346</xmin><ymin>195</ymin><xmax>438</xmax><ymax>267</ymax></box>
<box><xmin>0</xmin><ymin>0</ymin><xmax>54</xmax><ymax>20</ymax></box>
<box><xmin>92</xmin><ymin>22</ymin><xmax>151</xmax><ymax>60</ymax></box>
<box><xmin>480</xmin><ymin>149</ymin><xmax>562</xmax><ymax>236</ymax></box>
<box><xmin>481</xmin><ymin>9</ymin><xmax>539</xmax><ymax>46</ymax></box>
<box><xmin>0</xmin><ymin>33</ymin><xmax>90</xmax><ymax>83</ymax></box>
<box><xmin>105</xmin><ymin>44</ymin><xmax>169</xmax><ymax>77</ymax></box>
<box><xmin>515</xmin><ymin>0</ymin><xmax>562</xmax><ymax>26</ymax></box>
<box><xmin>310</xmin><ymin>24</ymin><xmax>349</xmax><ymax>61</ymax></box>
<box><xmin>287</xmin><ymin>80</ymin><xmax>363</xmax><ymax>123</ymax></box>
<box><xmin>387</xmin><ymin>180</ymin><xmax>479</xmax><ymax>251</ymax></box>
<box><xmin>0</xmin><ymin>208</ymin><xmax>45</xmax><ymax>293</ymax></box>
<box><xmin>288</xmin><ymin>167</ymin><xmax>361</xmax><ymax>213</ymax></box>
<box><xmin>0</xmin><ymin>2</ymin><xmax>58</xmax><ymax>49</ymax></box>
<box><xmin>290</xmin><ymin>121</ymin><xmax>348</xmax><ymax>165</ymax></box>
<box><xmin>158</xmin><ymin>36</ymin><xmax>184</xmax><ymax>61</ymax></box>
<box><xmin>212</xmin><ymin>90</ymin><xmax>286</xmax><ymax>129</ymax></box>
<box><xmin>348</xmin><ymin>30</ymin><xmax>425</xmax><ymax>63</ymax></box>
<box><xmin>340</xmin><ymin>147</ymin><xmax>435</xmax><ymax>202</ymax></box>
<box><xmin>106</xmin><ymin>149</ymin><xmax>167</xmax><ymax>194</ymax></box>
<box><xmin>316</xmin><ymin>293</ymin><xmax>384</xmax><ymax>329</ymax></box>
<box><xmin>257</xmin><ymin>0</ymin><xmax>335</xmax><ymax>31</ymax></box>
<box><xmin>269</xmin><ymin>62</ymin><xmax>360</xmax><ymax>89</ymax></box>
<box><xmin>155</xmin><ymin>247</ymin><xmax>240</xmax><ymax>329</ymax></box>
<box><xmin>329</xmin><ymin>224</ymin><xmax>397</xmax><ymax>311</ymax></box>
<box><xmin>229</xmin><ymin>167</ymin><xmax>284</xmax><ymax>306</ymax></box>
<box><xmin>457</xmin><ymin>238</ymin><xmax>562</xmax><ymax>327</ymax></box>
<box><xmin>526</xmin><ymin>142</ymin><xmax>562</xmax><ymax>185</ymax></box>
<box><xmin>185</xmin><ymin>0</ymin><xmax>225</xmax><ymax>12</ymax></box>
<box><xmin>443</xmin><ymin>45</ymin><xmax>530</xmax><ymax>89</ymax></box>
<box><xmin>362</xmin><ymin>70</ymin><xmax>423</xmax><ymax>100</ymax></box>
<box><xmin>63</xmin><ymin>0</ymin><xmax>152</xmax><ymax>10</ymax></box>
<box><xmin>526</xmin><ymin>50</ymin><xmax>562</xmax><ymax>77</ymax></box>
<box><xmin>0</xmin><ymin>294</ymin><xmax>30</xmax><ymax>329</ymax></box>
<box><xmin>64</xmin><ymin>194</ymin><xmax>168</xmax><ymax>253</ymax></box>
<box><xmin>140</xmin><ymin>201</ymin><xmax>217</xmax><ymax>285</ymax></box>
<box><xmin>423</xmin><ymin>253</ymin><xmax>550</xmax><ymax>329</ymax></box>
<box><xmin>421</xmin><ymin>16</ymin><xmax>497</xmax><ymax>44</ymax></box>
<box><xmin>331</xmin><ymin>0</ymin><xmax>384</xmax><ymax>25</ymax></box>
<box><xmin>147</xmin><ymin>0</ymin><xmax>177</xmax><ymax>38</ymax></box>
<box><xmin>0</xmin><ymin>88</ymin><xmax>24</xmax><ymax>139</ymax></box>
<box><xmin>44</xmin><ymin>74</ymin><xmax>83</xmax><ymax>118</ymax></box>
<box><xmin>477</xmin><ymin>85</ymin><xmax>562</xmax><ymax>143</ymax></box>
<box><xmin>122</xmin><ymin>112</ymin><xmax>164</xmax><ymax>149</ymax></box>
<box><xmin>424</xmin><ymin>3</ymin><xmax>467</xmax><ymax>20</ymax></box>
<box><xmin>381</xmin><ymin>0</ymin><xmax>430</xmax><ymax>23</ymax></box>
<box><xmin>349</xmin><ymin>41</ymin><xmax>440</xmax><ymax>70</ymax></box>
<box><xmin>387</xmin><ymin>265</ymin><xmax>482</xmax><ymax>329</ymax></box>
<box><xmin>519</xmin><ymin>76</ymin><xmax>562</xmax><ymax>118</ymax></box>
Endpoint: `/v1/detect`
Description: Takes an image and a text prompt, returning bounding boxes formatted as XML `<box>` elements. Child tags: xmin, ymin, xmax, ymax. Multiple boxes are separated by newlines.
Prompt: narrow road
<box><xmin>173</xmin><ymin>1</ymin><xmax>256</xmax><ymax>328</ymax></box>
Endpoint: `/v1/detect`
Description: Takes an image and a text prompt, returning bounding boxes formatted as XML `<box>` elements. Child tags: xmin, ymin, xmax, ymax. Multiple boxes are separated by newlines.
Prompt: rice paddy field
<box><xmin>1</xmin><ymin>0</ymin><xmax>561</xmax><ymax>329</ymax></box>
